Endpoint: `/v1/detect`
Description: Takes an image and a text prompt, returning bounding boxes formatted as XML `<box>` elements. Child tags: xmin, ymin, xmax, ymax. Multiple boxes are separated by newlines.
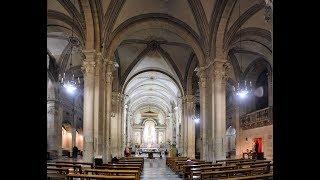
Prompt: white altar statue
<box><xmin>142</xmin><ymin>121</ymin><xmax>157</xmax><ymax>148</ymax></box>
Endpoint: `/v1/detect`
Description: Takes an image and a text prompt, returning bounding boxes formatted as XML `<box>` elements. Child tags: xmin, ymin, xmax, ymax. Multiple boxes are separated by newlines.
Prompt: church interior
<box><xmin>47</xmin><ymin>0</ymin><xmax>273</xmax><ymax>179</ymax></box>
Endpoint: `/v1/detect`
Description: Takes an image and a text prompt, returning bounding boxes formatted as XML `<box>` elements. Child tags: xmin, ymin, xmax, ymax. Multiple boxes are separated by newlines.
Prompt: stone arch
<box><xmin>105</xmin><ymin>14</ymin><xmax>206</xmax><ymax>67</ymax></box>
<box><xmin>119</xmin><ymin>46</ymin><xmax>184</xmax><ymax>89</ymax></box>
<box><xmin>47</xmin><ymin>10</ymin><xmax>86</xmax><ymax>44</ymax></box>
<box><xmin>185</xmin><ymin>55</ymin><xmax>198</xmax><ymax>94</ymax></box>
<box><xmin>226</xmin><ymin>27</ymin><xmax>271</xmax><ymax>51</ymax></box>
<box><xmin>122</xmin><ymin>69</ymin><xmax>184</xmax><ymax>98</ymax></box>
<box><xmin>210</xmin><ymin>0</ymin><xmax>236</xmax><ymax>59</ymax></box>
<box><xmin>80</xmin><ymin>0</ymin><xmax>95</xmax><ymax>50</ymax></box>
<box><xmin>243</xmin><ymin>57</ymin><xmax>272</xmax><ymax>80</ymax></box>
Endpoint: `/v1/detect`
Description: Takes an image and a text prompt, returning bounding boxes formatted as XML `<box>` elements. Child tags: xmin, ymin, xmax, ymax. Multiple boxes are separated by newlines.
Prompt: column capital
<box><xmin>82</xmin><ymin>49</ymin><xmax>97</xmax><ymax>60</ymax></box>
<box><xmin>197</xmin><ymin>68</ymin><xmax>207</xmax><ymax>88</ymax></box>
<box><xmin>105</xmin><ymin>72</ymin><xmax>113</xmax><ymax>85</ymax></box>
<box><xmin>183</xmin><ymin>95</ymin><xmax>195</xmax><ymax>104</ymax></box>
<box><xmin>112</xmin><ymin>92</ymin><xmax>122</xmax><ymax>102</ymax></box>
<box><xmin>95</xmin><ymin>53</ymin><xmax>105</xmax><ymax>76</ymax></box>
<box><xmin>82</xmin><ymin>58</ymin><xmax>96</xmax><ymax>76</ymax></box>
<box><xmin>212</xmin><ymin>60</ymin><xmax>230</xmax><ymax>84</ymax></box>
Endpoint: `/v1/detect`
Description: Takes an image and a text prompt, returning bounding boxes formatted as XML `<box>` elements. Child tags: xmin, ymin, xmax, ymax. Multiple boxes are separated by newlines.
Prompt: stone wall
<box><xmin>236</xmin><ymin>125</ymin><xmax>273</xmax><ymax>160</ymax></box>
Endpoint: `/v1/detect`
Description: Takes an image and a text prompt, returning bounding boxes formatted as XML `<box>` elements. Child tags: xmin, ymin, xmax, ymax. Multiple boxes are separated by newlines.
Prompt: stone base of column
<box><xmin>83</xmin><ymin>142</ymin><xmax>94</xmax><ymax>162</ymax></box>
<box><xmin>214</xmin><ymin>140</ymin><xmax>226</xmax><ymax>161</ymax></box>
<box><xmin>187</xmin><ymin>146</ymin><xmax>195</xmax><ymax>159</ymax></box>
<box><xmin>103</xmin><ymin>147</ymin><xmax>111</xmax><ymax>163</ymax></box>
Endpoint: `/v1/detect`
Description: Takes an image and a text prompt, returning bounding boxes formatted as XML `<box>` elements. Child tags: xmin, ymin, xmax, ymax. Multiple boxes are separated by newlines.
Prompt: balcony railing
<box><xmin>240</xmin><ymin>106</ymin><xmax>273</xmax><ymax>130</ymax></box>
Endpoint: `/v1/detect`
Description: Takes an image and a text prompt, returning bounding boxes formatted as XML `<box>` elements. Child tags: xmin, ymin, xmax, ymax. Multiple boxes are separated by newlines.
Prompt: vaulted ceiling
<box><xmin>47</xmin><ymin>0</ymin><xmax>272</xmax><ymax>95</ymax></box>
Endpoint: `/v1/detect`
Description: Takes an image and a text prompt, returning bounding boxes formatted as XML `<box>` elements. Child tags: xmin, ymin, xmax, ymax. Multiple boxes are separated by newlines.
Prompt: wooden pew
<box><xmin>47</xmin><ymin>167</ymin><xmax>69</xmax><ymax>180</ymax></box>
<box><xmin>54</xmin><ymin>160</ymin><xmax>93</xmax><ymax>168</ymax></box>
<box><xmin>179</xmin><ymin>162</ymin><xmax>217</xmax><ymax>178</ymax></box>
<box><xmin>66</xmin><ymin>174</ymin><xmax>136</xmax><ymax>179</ymax></box>
<box><xmin>166</xmin><ymin>157</ymin><xmax>187</xmax><ymax>168</ymax></box>
<box><xmin>119</xmin><ymin>158</ymin><xmax>144</xmax><ymax>162</ymax></box>
<box><xmin>47</xmin><ymin>167</ymin><xmax>70</xmax><ymax>174</ymax></box>
<box><xmin>200</xmin><ymin>168</ymin><xmax>255</xmax><ymax>179</ymax></box>
<box><xmin>175</xmin><ymin>161</ymin><xmax>207</xmax><ymax>174</ymax></box>
<box><xmin>47</xmin><ymin>162</ymin><xmax>82</xmax><ymax>174</ymax></box>
<box><xmin>217</xmin><ymin>159</ymin><xmax>255</xmax><ymax>165</ymax></box>
<box><xmin>95</xmin><ymin>165</ymin><xmax>141</xmax><ymax>175</ymax></box>
<box><xmin>218</xmin><ymin>172</ymin><xmax>273</xmax><ymax>179</ymax></box>
<box><xmin>237</xmin><ymin>160</ymin><xmax>271</xmax><ymax>166</ymax></box>
<box><xmin>191</xmin><ymin>164</ymin><xmax>238</xmax><ymax>178</ymax></box>
<box><xmin>115</xmin><ymin>162</ymin><xmax>143</xmax><ymax>167</ymax></box>
<box><xmin>250</xmin><ymin>163</ymin><xmax>273</xmax><ymax>174</ymax></box>
<box><xmin>106</xmin><ymin>163</ymin><xmax>143</xmax><ymax>172</ymax></box>
<box><xmin>83</xmin><ymin>169</ymin><xmax>140</xmax><ymax>180</ymax></box>
<box><xmin>118</xmin><ymin>160</ymin><xmax>144</xmax><ymax>166</ymax></box>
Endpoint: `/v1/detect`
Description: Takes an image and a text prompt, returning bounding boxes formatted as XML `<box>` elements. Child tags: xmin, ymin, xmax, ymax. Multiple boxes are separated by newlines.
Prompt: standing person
<box><xmin>254</xmin><ymin>141</ymin><xmax>259</xmax><ymax>153</ymax></box>
<box><xmin>72</xmin><ymin>146</ymin><xmax>78</xmax><ymax>159</ymax></box>
<box><xmin>124</xmin><ymin>146</ymin><xmax>130</xmax><ymax>157</ymax></box>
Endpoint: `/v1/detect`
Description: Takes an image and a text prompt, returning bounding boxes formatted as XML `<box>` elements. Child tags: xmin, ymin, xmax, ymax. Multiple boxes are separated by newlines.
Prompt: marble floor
<box><xmin>141</xmin><ymin>158</ymin><xmax>181</xmax><ymax>180</ymax></box>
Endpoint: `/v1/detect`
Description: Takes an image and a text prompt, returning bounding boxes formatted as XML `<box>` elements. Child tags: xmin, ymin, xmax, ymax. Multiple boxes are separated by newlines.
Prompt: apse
<box><xmin>123</xmin><ymin>70</ymin><xmax>182</xmax><ymax>150</ymax></box>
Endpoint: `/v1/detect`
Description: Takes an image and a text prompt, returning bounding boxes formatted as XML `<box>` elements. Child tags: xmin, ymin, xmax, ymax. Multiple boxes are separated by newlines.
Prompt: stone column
<box><xmin>47</xmin><ymin>99</ymin><xmax>63</xmax><ymax>159</ymax></box>
<box><xmin>212</xmin><ymin>61</ymin><xmax>229</xmax><ymax>161</ymax></box>
<box><xmin>81</xmin><ymin>50</ymin><xmax>96</xmax><ymax>162</ymax></box>
<box><xmin>198</xmin><ymin>71</ymin><xmax>208</xmax><ymax>161</ymax></box>
<box><xmin>93</xmin><ymin>53</ymin><xmax>105</xmax><ymax>157</ymax></box>
<box><xmin>71</xmin><ymin>124</ymin><xmax>76</xmax><ymax>152</ymax></box>
<box><xmin>118</xmin><ymin>94</ymin><xmax>124</xmax><ymax>157</ymax></box>
<box><xmin>123</xmin><ymin>103</ymin><xmax>129</xmax><ymax>148</ymax></box>
<box><xmin>181</xmin><ymin>98</ymin><xmax>187</xmax><ymax>157</ymax></box>
<box><xmin>103</xmin><ymin>60</ymin><xmax>114</xmax><ymax>162</ymax></box>
<box><xmin>176</xmin><ymin>99</ymin><xmax>182</xmax><ymax>153</ymax></box>
<box><xmin>71</xmin><ymin>97</ymin><xmax>76</xmax><ymax>152</ymax></box>
<box><xmin>186</xmin><ymin>95</ymin><xmax>196</xmax><ymax>159</ymax></box>
<box><xmin>111</xmin><ymin>92</ymin><xmax>122</xmax><ymax>157</ymax></box>
<box><xmin>267</xmin><ymin>73</ymin><xmax>273</xmax><ymax>107</ymax></box>
<box><xmin>234</xmin><ymin>105</ymin><xmax>241</xmax><ymax>158</ymax></box>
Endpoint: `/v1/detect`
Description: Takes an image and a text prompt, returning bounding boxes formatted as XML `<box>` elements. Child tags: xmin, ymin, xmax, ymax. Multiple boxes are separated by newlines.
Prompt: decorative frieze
<box><xmin>240</xmin><ymin>106</ymin><xmax>273</xmax><ymax>130</ymax></box>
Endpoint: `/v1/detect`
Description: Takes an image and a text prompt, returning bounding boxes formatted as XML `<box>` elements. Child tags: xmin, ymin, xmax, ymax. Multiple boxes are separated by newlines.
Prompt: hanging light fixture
<box><xmin>58</xmin><ymin>0</ymin><xmax>80</xmax><ymax>94</ymax></box>
<box><xmin>233</xmin><ymin>0</ymin><xmax>254</xmax><ymax>99</ymax></box>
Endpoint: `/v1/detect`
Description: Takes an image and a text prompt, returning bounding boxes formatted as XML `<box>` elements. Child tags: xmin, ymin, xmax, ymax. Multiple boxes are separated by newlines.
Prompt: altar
<box><xmin>140</xmin><ymin>147</ymin><xmax>159</xmax><ymax>153</ymax></box>
<box><xmin>138</xmin><ymin>147</ymin><xmax>162</xmax><ymax>158</ymax></box>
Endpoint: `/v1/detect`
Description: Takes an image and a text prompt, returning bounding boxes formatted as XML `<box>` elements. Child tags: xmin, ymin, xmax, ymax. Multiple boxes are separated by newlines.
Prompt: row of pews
<box><xmin>47</xmin><ymin>157</ymin><xmax>144</xmax><ymax>179</ymax></box>
<box><xmin>166</xmin><ymin>157</ymin><xmax>273</xmax><ymax>179</ymax></box>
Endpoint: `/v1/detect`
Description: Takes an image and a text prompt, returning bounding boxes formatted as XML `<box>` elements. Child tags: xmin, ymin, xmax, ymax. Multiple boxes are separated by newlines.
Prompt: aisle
<box><xmin>141</xmin><ymin>158</ymin><xmax>181</xmax><ymax>180</ymax></box>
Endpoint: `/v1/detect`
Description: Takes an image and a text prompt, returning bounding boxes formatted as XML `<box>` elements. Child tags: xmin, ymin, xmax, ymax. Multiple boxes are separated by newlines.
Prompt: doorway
<box><xmin>254</xmin><ymin>138</ymin><xmax>262</xmax><ymax>153</ymax></box>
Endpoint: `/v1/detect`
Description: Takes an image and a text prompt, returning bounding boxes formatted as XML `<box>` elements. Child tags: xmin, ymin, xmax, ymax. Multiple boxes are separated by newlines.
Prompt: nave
<box><xmin>47</xmin><ymin>155</ymin><xmax>272</xmax><ymax>179</ymax></box>
<box><xmin>47</xmin><ymin>0</ymin><xmax>273</xmax><ymax>179</ymax></box>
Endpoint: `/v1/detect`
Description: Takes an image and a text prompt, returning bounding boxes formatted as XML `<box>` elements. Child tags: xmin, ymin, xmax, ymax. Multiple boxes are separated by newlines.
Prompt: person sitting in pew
<box><xmin>186</xmin><ymin>158</ymin><xmax>194</xmax><ymax>165</ymax></box>
<box><xmin>112</xmin><ymin>156</ymin><xmax>119</xmax><ymax>163</ymax></box>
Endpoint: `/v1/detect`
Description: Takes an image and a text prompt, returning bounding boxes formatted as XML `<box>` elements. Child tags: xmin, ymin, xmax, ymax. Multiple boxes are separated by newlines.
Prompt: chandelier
<box><xmin>233</xmin><ymin>80</ymin><xmax>253</xmax><ymax>99</ymax></box>
<box><xmin>58</xmin><ymin>0</ymin><xmax>80</xmax><ymax>94</ymax></box>
<box><xmin>233</xmin><ymin>0</ymin><xmax>254</xmax><ymax>99</ymax></box>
